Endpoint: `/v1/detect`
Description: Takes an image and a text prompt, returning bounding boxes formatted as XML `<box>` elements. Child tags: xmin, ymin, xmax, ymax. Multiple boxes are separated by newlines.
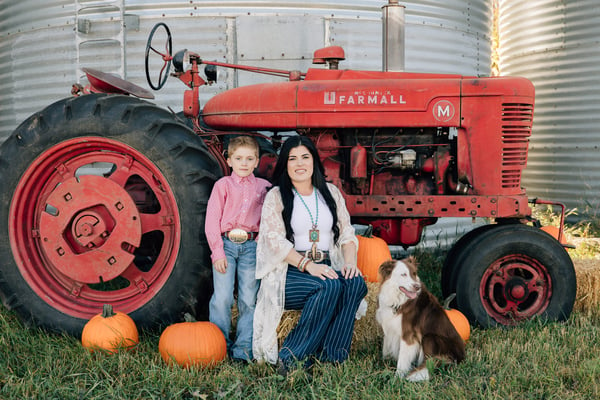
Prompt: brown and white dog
<box><xmin>376</xmin><ymin>257</ymin><xmax>465</xmax><ymax>381</ymax></box>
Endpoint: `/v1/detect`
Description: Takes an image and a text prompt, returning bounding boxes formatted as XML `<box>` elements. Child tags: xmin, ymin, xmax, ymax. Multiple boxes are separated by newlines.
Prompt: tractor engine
<box><xmin>307</xmin><ymin>127</ymin><xmax>456</xmax><ymax>198</ymax></box>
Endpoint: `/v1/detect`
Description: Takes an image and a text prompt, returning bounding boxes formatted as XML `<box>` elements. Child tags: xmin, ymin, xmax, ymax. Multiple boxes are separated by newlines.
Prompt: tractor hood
<box><xmin>201</xmin><ymin>69</ymin><xmax>465</xmax><ymax>130</ymax></box>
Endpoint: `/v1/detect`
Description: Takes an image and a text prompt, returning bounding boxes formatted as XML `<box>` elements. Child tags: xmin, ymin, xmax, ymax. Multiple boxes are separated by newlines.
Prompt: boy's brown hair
<box><xmin>227</xmin><ymin>135</ymin><xmax>260</xmax><ymax>158</ymax></box>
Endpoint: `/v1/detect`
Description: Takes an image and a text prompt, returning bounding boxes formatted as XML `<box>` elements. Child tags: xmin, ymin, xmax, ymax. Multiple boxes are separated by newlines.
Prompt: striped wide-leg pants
<box><xmin>279</xmin><ymin>264</ymin><xmax>368</xmax><ymax>365</ymax></box>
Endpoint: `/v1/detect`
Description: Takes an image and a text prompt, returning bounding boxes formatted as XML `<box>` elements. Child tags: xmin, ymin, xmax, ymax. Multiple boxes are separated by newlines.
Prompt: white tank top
<box><xmin>291</xmin><ymin>188</ymin><xmax>333</xmax><ymax>251</ymax></box>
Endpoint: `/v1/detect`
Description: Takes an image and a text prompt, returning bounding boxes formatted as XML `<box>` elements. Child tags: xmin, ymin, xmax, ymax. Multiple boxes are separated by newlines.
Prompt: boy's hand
<box><xmin>213</xmin><ymin>258</ymin><xmax>228</xmax><ymax>274</ymax></box>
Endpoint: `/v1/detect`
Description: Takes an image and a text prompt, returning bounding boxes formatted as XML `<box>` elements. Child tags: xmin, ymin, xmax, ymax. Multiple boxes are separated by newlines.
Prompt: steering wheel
<box><xmin>145</xmin><ymin>23</ymin><xmax>173</xmax><ymax>90</ymax></box>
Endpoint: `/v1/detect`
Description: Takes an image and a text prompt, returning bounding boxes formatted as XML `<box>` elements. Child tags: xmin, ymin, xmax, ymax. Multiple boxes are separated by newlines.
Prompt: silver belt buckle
<box><xmin>227</xmin><ymin>228</ymin><xmax>248</xmax><ymax>244</ymax></box>
<box><xmin>304</xmin><ymin>249</ymin><xmax>325</xmax><ymax>262</ymax></box>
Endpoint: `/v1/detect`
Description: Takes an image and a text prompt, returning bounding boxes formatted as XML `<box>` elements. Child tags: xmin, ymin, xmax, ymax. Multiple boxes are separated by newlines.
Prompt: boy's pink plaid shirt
<box><xmin>205</xmin><ymin>172</ymin><xmax>270</xmax><ymax>263</ymax></box>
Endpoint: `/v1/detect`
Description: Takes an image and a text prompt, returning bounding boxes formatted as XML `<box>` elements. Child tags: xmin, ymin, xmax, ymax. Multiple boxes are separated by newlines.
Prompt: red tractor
<box><xmin>0</xmin><ymin>23</ymin><xmax>575</xmax><ymax>336</ymax></box>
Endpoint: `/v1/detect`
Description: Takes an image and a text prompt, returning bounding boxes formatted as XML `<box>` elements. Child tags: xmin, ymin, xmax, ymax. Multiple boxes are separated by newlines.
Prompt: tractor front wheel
<box><xmin>455</xmin><ymin>224</ymin><xmax>576</xmax><ymax>328</ymax></box>
<box><xmin>441</xmin><ymin>223</ymin><xmax>497</xmax><ymax>303</ymax></box>
<box><xmin>0</xmin><ymin>94</ymin><xmax>221</xmax><ymax>336</ymax></box>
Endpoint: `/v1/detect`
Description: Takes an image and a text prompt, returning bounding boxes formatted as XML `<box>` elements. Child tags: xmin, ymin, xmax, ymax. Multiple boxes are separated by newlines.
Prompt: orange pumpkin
<box><xmin>357</xmin><ymin>225</ymin><xmax>392</xmax><ymax>282</ymax></box>
<box><xmin>540</xmin><ymin>225</ymin><xmax>569</xmax><ymax>245</ymax></box>
<box><xmin>159</xmin><ymin>314</ymin><xmax>226</xmax><ymax>368</ymax></box>
<box><xmin>81</xmin><ymin>304</ymin><xmax>139</xmax><ymax>353</ymax></box>
<box><xmin>443</xmin><ymin>294</ymin><xmax>470</xmax><ymax>342</ymax></box>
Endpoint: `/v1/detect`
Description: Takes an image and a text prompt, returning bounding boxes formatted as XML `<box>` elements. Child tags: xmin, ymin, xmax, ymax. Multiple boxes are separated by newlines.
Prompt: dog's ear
<box><xmin>379</xmin><ymin>260</ymin><xmax>396</xmax><ymax>282</ymax></box>
<box><xmin>404</xmin><ymin>256</ymin><xmax>418</xmax><ymax>269</ymax></box>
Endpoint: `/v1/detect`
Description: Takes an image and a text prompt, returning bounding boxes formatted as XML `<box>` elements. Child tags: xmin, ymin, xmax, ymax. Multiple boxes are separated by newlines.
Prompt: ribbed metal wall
<box><xmin>1</xmin><ymin>0</ymin><xmax>493</xmax><ymax>140</ymax></box>
<box><xmin>0</xmin><ymin>0</ymin><xmax>493</xmax><ymax>246</ymax></box>
<box><xmin>499</xmin><ymin>0</ymin><xmax>600</xmax><ymax>218</ymax></box>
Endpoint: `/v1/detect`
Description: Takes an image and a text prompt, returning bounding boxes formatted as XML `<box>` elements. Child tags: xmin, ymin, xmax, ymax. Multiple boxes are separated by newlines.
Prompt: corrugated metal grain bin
<box><xmin>1</xmin><ymin>0</ymin><xmax>493</xmax><ymax>141</ymax></box>
<box><xmin>499</xmin><ymin>0</ymin><xmax>600</xmax><ymax>218</ymax></box>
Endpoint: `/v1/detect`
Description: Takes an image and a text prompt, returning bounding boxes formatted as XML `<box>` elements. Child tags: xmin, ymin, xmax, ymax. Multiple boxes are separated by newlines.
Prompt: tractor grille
<box><xmin>501</xmin><ymin>103</ymin><xmax>533</xmax><ymax>188</ymax></box>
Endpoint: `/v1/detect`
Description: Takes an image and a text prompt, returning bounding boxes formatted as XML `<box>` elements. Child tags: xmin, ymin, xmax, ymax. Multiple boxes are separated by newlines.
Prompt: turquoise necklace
<box><xmin>293</xmin><ymin>186</ymin><xmax>320</xmax><ymax>244</ymax></box>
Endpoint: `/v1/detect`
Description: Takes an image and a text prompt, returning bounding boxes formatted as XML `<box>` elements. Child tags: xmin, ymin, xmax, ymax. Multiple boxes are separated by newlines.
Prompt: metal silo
<box><xmin>499</xmin><ymin>0</ymin><xmax>600</xmax><ymax>218</ymax></box>
<box><xmin>1</xmin><ymin>0</ymin><xmax>493</xmax><ymax>141</ymax></box>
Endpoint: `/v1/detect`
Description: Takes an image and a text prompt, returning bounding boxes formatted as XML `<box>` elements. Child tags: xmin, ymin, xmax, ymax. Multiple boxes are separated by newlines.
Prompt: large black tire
<box><xmin>0</xmin><ymin>93</ymin><xmax>222</xmax><ymax>336</ymax></box>
<box><xmin>455</xmin><ymin>224</ymin><xmax>576</xmax><ymax>328</ymax></box>
<box><xmin>441</xmin><ymin>224</ymin><xmax>497</xmax><ymax>301</ymax></box>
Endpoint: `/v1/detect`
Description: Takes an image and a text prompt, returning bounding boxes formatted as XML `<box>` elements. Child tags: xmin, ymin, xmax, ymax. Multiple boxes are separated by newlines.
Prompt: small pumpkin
<box><xmin>159</xmin><ymin>314</ymin><xmax>226</xmax><ymax>368</ymax></box>
<box><xmin>443</xmin><ymin>294</ymin><xmax>470</xmax><ymax>342</ymax></box>
<box><xmin>540</xmin><ymin>225</ymin><xmax>569</xmax><ymax>245</ymax></box>
<box><xmin>81</xmin><ymin>304</ymin><xmax>139</xmax><ymax>353</ymax></box>
<box><xmin>357</xmin><ymin>225</ymin><xmax>392</xmax><ymax>282</ymax></box>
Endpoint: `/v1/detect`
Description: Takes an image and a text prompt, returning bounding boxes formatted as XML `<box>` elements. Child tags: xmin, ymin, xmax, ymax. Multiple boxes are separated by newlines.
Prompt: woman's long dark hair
<box><xmin>271</xmin><ymin>136</ymin><xmax>340</xmax><ymax>245</ymax></box>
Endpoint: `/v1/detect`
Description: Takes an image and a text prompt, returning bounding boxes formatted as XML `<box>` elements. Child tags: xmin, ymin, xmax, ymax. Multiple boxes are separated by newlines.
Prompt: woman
<box><xmin>252</xmin><ymin>135</ymin><xmax>367</xmax><ymax>373</ymax></box>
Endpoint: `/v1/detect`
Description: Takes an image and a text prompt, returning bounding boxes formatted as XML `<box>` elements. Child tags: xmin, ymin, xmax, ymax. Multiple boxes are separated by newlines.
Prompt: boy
<box><xmin>205</xmin><ymin>135</ymin><xmax>270</xmax><ymax>362</ymax></box>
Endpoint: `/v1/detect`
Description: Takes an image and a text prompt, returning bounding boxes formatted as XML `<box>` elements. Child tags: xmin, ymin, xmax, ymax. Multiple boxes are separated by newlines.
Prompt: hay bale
<box><xmin>276</xmin><ymin>310</ymin><xmax>300</xmax><ymax>346</ymax></box>
<box><xmin>230</xmin><ymin>259</ymin><xmax>600</xmax><ymax>350</ymax></box>
<box><xmin>573</xmin><ymin>258</ymin><xmax>600</xmax><ymax>318</ymax></box>
<box><xmin>270</xmin><ymin>258</ymin><xmax>600</xmax><ymax>346</ymax></box>
<box><xmin>352</xmin><ymin>282</ymin><xmax>383</xmax><ymax>347</ymax></box>
<box><xmin>276</xmin><ymin>281</ymin><xmax>382</xmax><ymax>349</ymax></box>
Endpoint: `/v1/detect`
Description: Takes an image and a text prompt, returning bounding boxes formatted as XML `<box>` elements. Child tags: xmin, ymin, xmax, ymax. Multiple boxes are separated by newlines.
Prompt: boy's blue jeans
<box><xmin>209</xmin><ymin>238</ymin><xmax>258</xmax><ymax>361</ymax></box>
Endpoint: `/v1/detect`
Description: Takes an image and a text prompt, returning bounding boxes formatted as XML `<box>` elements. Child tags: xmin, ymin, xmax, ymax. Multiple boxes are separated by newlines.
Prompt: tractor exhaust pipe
<box><xmin>382</xmin><ymin>0</ymin><xmax>405</xmax><ymax>71</ymax></box>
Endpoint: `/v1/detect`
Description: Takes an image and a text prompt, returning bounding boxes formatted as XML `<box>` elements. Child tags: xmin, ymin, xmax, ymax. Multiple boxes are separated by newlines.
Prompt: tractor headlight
<box><xmin>173</xmin><ymin>49</ymin><xmax>189</xmax><ymax>73</ymax></box>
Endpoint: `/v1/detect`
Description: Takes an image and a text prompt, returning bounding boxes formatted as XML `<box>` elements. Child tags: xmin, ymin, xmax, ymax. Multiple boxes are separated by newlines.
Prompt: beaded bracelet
<box><xmin>297</xmin><ymin>256</ymin><xmax>310</xmax><ymax>272</ymax></box>
<box><xmin>303</xmin><ymin>258</ymin><xmax>311</xmax><ymax>272</ymax></box>
<box><xmin>302</xmin><ymin>260</ymin><xmax>312</xmax><ymax>272</ymax></box>
<box><xmin>300</xmin><ymin>258</ymin><xmax>309</xmax><ymax>272</ymax></box>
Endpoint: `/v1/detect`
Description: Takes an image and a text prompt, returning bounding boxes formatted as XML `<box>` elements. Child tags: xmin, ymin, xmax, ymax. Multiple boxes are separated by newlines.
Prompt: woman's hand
<box><xmin>340</xmin><ymin>242</ymin><xmax>360</xmax><ymax>279</ymax></box>
<box><xmin>342</xmin><ymin>263</ymin><xmax>362</xmax><ymax>279</ymax></box>
<box><xmin>305</xmin><ymin>261</ymin><xmax>339</xmax><ymax>280</ymax></box>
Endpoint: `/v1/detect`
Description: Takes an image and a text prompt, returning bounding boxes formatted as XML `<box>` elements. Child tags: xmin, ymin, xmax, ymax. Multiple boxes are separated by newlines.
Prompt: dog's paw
<box><xmin>406</xmin><ymin>368</ymin><xmax>430</xmax><ymax>382</ymax></box>
<box><xmin>394</xmin><ymin>368</ymin><xmax>409</xmax><ymax>378</ymax></box>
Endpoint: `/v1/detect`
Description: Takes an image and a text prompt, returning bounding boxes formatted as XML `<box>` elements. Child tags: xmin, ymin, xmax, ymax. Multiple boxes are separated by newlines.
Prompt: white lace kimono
<box><xmin>252</xmin><ymin>183</ymin><xmax>359</xmax><ymax>364</ymax></box>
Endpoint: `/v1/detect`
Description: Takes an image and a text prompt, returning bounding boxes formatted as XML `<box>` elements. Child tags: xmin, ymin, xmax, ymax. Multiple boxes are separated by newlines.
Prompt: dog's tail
<box><xmin>422</xmin><ymin>333</ymin><xmax>466</xmax><ymax>364</ymax></box>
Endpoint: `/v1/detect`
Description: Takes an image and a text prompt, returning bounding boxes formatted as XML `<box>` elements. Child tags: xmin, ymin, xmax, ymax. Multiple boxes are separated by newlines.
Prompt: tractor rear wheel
<box><xmin>455</xmin><ymin>224</ymin><xmax>576</xmax><ymax>328</ymax></box>
<box><xmin>0</xmin><ymin>93</ymin><xmax>221</xmax><ymax>336</ymax></box>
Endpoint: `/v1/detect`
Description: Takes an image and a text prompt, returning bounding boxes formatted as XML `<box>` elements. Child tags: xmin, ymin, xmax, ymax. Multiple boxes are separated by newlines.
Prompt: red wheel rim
<box><xmin>9</xmin><ymin>137</ymin><xmax>181</xmax><ymax>318</ymax></box>
<box><xmin>480</xmin><ymin>254</ymin><xmax>552</xmax><ymax>325</ymax></box>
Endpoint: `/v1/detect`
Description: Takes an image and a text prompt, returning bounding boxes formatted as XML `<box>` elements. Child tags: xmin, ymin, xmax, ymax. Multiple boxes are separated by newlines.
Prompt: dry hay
<box><xmin>352</xmin><ymin>281</ymin><xmax>383</xmax><ymax>346</ymax></box>
<box><xmin>275</xmin><ymin>281</ymin><xmax>382</xmax><ymax>349</ymax></box>
<box><xmin>573</xmin><ymin>258</ymin><xmax>600</xmax><ymax>318</ymax></box>
<box><xmin>231</xmin><ymin>281</ymin><xmax>382</xmax><ymax>351</ymax></box>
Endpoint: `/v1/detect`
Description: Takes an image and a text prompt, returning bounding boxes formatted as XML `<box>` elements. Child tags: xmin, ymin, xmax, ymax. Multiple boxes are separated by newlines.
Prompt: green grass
<box><xmin>1</xmin><ymin>212</ymin><xmax>598</xmax><ymax>399</ymax></box>
<box><xmin>1</xmin><ymin>306</ymin><xmax>598</xmax><ymax>399</ymax></box>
